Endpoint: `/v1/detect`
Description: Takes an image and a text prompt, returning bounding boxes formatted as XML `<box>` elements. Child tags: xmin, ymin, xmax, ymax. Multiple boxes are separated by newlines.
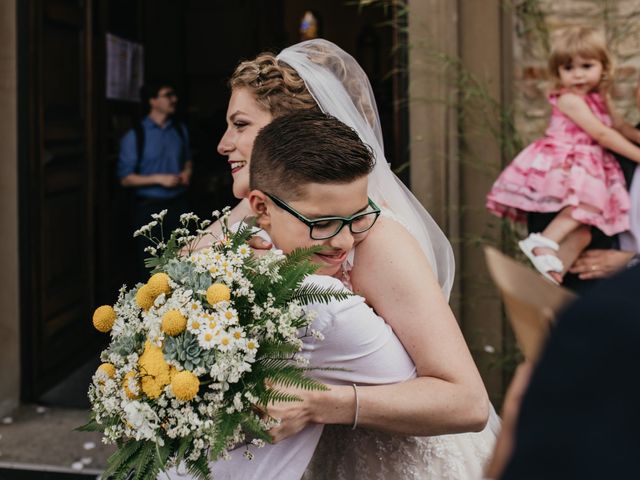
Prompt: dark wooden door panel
<box><xmin>23</xmin><ymin>0</ymin><xmax>98</xmax><ymax>398</ymax></box>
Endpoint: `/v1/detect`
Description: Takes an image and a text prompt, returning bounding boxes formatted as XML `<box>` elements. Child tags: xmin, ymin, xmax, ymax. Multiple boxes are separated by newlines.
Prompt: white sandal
<box><xmin>518</xmin><ymin>233</ymin><xmax>564</xmax><ymax>284</ymax></box>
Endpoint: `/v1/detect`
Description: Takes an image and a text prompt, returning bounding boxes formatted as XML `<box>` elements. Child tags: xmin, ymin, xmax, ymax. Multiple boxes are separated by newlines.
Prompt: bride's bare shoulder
<box><xmin>356</xmin><ymin>215</ymin><xmax>422</xmax><ymax>259</ymax></box>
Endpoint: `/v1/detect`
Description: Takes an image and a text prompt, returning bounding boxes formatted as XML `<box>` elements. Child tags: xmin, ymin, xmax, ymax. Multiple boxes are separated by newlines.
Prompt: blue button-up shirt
<box><xmin>118</xmin><ymin>116</ymin><xmax>191</xmax><ymax>199</ymax></box>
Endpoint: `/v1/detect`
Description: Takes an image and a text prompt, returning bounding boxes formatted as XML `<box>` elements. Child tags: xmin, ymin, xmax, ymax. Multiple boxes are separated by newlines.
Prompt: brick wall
<box><xmin>512</xmin><ymin>0</ymin><xmax>640</xmax><ymax>146</ymax></box>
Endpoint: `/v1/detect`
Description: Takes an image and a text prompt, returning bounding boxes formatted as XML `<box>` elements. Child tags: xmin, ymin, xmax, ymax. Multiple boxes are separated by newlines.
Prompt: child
<box><xmin>486</xmin><ymin>26</ymin><xmax>640</xmax><ymax>284</ymax></box>
<box><xmin>168</xmin><ymin>111</ymin><xmax>497</xmax><ymax>479</ymax></box>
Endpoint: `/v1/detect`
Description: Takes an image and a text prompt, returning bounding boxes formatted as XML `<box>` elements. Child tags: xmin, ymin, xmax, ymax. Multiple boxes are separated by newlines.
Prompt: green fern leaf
<box><xmin>185</xmin><ymin>454</ymin><xmax>211</xmax><ymax>480</ymax></box>
<box><xmin>291</xmin><ymin>284</ymin><xmax>353</xmax><ymax>305</ymax></box>
<box><xmin>209</xmin><ymin>413</ymin><xmax>242</xmax><ymax>460</ymax></box>
<box><xmin>102</xmin><ymin>440</ymin><xmax>144</xmax><ymax>479</ymax></box>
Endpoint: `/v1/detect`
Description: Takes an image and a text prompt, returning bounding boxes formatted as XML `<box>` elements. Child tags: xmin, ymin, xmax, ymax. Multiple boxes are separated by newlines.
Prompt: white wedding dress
<box><xmin>165</xmin><ymin>270</ymin><xmax>498</xmax><ymax>480</ymax></box>
<box><xmin>303</xmin><ymin>410</ymin><xmax>498</xmax><ymax>480</ymax></box>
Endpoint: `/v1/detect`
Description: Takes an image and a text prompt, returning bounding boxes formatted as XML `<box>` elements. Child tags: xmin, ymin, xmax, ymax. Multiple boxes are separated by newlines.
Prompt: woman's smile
<box><xmin>229</xmin><ymin>160</ymin><xmax>247</xmax><ymax>174</ymax></box>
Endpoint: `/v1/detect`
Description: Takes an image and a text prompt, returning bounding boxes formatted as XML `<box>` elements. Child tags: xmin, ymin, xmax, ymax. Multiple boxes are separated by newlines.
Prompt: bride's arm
<box><xmin>330</xmin><ymin>218</ymin><xmax>489</xmax><ymax>434</ymax></box>
<box><xmin>267</xmin><ymin>218</ymin><xmax>489</xmax><ymax>440</ymax></box>
<box><xmin>190</xmin><ymin>198</ymin><xmax>254</xmax><ymax>251</ymax></box>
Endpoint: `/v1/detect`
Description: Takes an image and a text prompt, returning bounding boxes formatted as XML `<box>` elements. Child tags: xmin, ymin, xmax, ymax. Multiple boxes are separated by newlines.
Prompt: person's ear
<box><xmin>248</xmin><ymin>190</ymin><xmax>271</xmax><ymax>229</ymax></box>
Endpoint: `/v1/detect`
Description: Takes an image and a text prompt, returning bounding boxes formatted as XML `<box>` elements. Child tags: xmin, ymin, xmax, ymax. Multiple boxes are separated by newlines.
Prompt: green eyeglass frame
<box><xmin>265</xmin><ymin>192</ymin><xmax>381</xmax><ymax>240</ymax></box>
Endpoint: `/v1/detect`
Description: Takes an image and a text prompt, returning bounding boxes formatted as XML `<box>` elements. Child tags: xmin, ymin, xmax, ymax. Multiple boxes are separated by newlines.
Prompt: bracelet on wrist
<box><xmin>351</xmin><ymin>383</ymin><xmax>360</xmax><ymax>430</ymax></box>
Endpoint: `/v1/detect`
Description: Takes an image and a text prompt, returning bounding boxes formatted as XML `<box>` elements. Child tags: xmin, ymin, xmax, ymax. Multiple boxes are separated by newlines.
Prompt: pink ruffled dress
<box><xmin>486</xmin><ymin>91</ymin><xmax>630</xmax><ymax>236</ymax></box>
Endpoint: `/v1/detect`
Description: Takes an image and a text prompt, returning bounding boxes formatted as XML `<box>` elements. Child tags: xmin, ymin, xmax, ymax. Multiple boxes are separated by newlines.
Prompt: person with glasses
<box><xmin>168</xmin><ymin>110</ymin><xmax>496</xmax><ymax>480</ymax></box>
<box><xmin>118</xmin><ymin>81</ymin><xmax>193</xmax><ymax>281</ymax></box>
<box><xmin>201</xmin><ymin>40</ymin><xmax>499</xmax><ymax>479</ymax></box>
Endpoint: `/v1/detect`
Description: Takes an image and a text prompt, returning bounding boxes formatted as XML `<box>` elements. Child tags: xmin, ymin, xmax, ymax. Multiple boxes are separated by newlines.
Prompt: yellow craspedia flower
<box><xmin>161</xmin><ymin>310</ymin><xmax>187</xmax><ymax>336</ymax></box>
<box><xmin>141</xmin><ymin>376</ymin><xmax>164</xmax><ymax>399</ymax></box>
<box><xmin>97</xmin><ymin>363</ymin><xmax>116</xmax><ymax>379</ymax></box>
<box><xmin>206</xmin><ymin>283</ymin><xmax>231</xmax><ymax>305</ymax></box>
<box><xmin>138</xmin><ymin>341</ymin><xmax>171</xmax><ymax>399</ymax></box>
<box><xmin>92</xmin><ymin>305</ymin><xmax>116</xmax><ymax>333</ymax></box>
<box><xmin>171</xmin><ymin>371</ymin><xmax>200</xmax><ymax>401</ymax></box>
<box><xmin>135</xmin><ymin>284</ymin><xmax>155</xmax><ymax>310</ymax></box>
<box><xmin>147</xmin><ymin>272</ymin><xmax>171</xmax><ymax>297</ymax></box>
<box><xmin>169</xmin><ymin>365</ymin><xmax>178</xmax><ymax>382</ymax></box>
<box><xmin>123</xmin><ymin>371</ymin><xmax>139</xmax><ymax>399</ymax></box>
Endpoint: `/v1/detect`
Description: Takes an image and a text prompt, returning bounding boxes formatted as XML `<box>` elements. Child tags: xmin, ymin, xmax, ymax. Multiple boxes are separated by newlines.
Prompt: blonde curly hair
<box><xmin>229</xmin><ymin>53</ymin><xmax>319</xmax><ymax>117</ymax></box>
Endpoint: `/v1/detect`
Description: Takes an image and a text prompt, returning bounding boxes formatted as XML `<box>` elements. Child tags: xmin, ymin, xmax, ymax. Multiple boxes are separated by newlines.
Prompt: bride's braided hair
<box><xmin>230</xmin><ymin>53</ymin><xmax>319</xmax><ymax>117</ymax></box>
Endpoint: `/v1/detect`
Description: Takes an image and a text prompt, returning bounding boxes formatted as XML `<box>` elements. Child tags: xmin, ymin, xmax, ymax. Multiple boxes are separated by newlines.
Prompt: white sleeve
<box><xmin>301</xmin><ymin>275</ymin><xmax>417</xmax><ymax>386</ymax></box>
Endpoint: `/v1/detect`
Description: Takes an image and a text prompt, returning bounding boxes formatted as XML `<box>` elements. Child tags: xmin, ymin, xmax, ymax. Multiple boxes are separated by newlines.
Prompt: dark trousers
<box><xmin>527</xmin><ymin>211</ymin><xmax>616</xmax><ymax>294</ymax></box>
<box><xmin>132</xmin><ymin>194</ymin><xmax>189</xmax><ymax>283</ymax></box>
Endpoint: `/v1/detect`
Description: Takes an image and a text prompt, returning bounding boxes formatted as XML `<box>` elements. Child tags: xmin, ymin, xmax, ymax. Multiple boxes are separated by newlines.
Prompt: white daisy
<box><xmin>198</xmin><ymin>329</ymin><xmax>217</xmax><ymax>349</ymax></box>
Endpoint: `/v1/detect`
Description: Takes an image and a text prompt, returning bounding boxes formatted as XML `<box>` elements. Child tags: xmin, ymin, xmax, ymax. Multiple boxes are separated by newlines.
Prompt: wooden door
<box><xmin>21</xmin><ymin>0</ymin><xmax>98</xmax><ymax>399</ymax></box>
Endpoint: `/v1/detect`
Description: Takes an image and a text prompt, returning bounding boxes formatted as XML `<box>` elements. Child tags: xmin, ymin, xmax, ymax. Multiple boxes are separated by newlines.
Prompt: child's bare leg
<box><xmin>557</xmin><ymin>225</ymin><xmax>591</xmax><ymax>275</ymax></box>
<box><xmin>533</xmin><ymin>207</ymin><xmax>584</xmax><ymax>282</ymax></box>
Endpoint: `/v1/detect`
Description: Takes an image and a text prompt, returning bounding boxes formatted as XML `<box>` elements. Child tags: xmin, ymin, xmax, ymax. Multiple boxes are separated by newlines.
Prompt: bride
<box><xmin>193</xmin><ymin>39</ymin><xmax>498</xmax><ymax>478</ymax></box>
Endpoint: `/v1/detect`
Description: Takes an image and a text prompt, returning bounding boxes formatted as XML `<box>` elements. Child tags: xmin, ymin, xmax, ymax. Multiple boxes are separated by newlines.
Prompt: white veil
<box><xmin>277</xmin><ymin>39</ymin><xmax>455</xmax><ymax>299</ymax></box>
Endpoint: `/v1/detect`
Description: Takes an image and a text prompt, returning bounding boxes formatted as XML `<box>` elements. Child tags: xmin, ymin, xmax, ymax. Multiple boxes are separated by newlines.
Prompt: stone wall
<box><xmin>0</xmin><ymin>0</ymin><xmax>19</xmax><ymax>416</ymax></box>
<box><xmin>512</xmin><ymin>0</ymin><xmax>640</xmax><ymax>145</ymax></box>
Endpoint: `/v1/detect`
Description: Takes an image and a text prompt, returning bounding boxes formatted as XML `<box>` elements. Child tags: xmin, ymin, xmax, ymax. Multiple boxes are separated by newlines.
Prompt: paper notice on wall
<box><xmin>106</xmin><ymin>33</ymin><xmax>144</xmax><ymax>102</ymax></box>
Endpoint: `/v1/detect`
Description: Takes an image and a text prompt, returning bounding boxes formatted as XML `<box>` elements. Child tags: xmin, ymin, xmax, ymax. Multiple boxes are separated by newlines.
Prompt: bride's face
<box><xmin>218</xmin><ymin>88</ymin><xmax>273</xmax><ymax>199</ymax></box>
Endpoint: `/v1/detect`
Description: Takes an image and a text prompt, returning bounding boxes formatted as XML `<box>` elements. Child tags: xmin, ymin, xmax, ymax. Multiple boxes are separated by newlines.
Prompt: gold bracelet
<box><xmin>351</xmin><ymin>383</ymin><xmax>360</xmax><ymax>430</ymax></box>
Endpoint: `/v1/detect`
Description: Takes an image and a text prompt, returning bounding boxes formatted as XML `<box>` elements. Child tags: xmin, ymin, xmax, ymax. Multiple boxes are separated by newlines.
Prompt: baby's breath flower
<box><xmin>179</xmin><ymin>212</ymin><xmax>199</xmax><ymax>224</ymax></box>
<box><xmin>251</xmin><ymin>438</ymin><xmax>265</xmax><ymax>448</ymax></box>
<box><xmin>311</xmin><ymin>329</ymin><xmax>325</xmax><ymax>341</ymax></box>
<box><xmin>151</xmin><ymin>209</ymin><xmax>167</xmax><ymax>221</ymax></box>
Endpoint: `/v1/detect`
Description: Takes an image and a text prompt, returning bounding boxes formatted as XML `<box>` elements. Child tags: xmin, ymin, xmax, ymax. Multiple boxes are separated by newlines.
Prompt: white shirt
<box><xmin>620</xmin><ymin>167</ymin><xmax>640</xmax><ymax>253</ymax></box>
<box><xmin>167</xmin><ymin>274</ymin><xmax>417</xmax><ymax>480</ymax></box>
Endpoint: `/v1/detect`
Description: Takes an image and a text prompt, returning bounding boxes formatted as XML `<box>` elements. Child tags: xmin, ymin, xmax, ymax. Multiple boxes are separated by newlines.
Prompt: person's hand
<box><xmin>569</xmin><ymin>249</ymin><xmax>634</xmax><ymax>280</ymax></box>
<box><xmin>248</xmin><ymin>235</ymin><xmax>272</xmax><ymax>257</ymax></box>
<box><xmin>264</xmin><ymin>384</ymin><xmax>316</xmax><ymax>443</ymax></box>
<box><xmin>178</xmin><ymin>169</ymin><xmax>192</xmax><ymax>186</ymax></box>
<box><xmin>155</xmin><ymin>174</ymin><xmax>181</xmax><ymax>188</ymax></box>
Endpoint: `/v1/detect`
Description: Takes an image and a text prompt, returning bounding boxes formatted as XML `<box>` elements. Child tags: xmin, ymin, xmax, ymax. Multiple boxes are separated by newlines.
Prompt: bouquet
<box><xmin>80</xmin><ymin>208</ymin><xmax>350</xmax><ymax>479</ymax></box>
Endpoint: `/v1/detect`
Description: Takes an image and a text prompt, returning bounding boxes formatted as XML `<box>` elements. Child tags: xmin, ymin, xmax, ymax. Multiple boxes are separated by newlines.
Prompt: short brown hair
<box><xmin>548</xmin><ymin>27</ymin><xmax>613</xmax><ymax>92</ymax></box>
<box><xmin>250</xmin><ymin>111</ymin><xmax>374</xmax><ymax>200</ymax></box>
<box><xmin>230</xmin><ymin>53</ymin><xmax>319</xmax><ymax>117</ymax></box>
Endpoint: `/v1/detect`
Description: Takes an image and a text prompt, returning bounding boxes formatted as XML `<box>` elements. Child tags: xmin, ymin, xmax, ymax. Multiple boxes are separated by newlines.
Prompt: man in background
<box><xmin>118</xmin><ymin>81</ymin><xmax>192</xmax><ymax>281</ymax></box>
